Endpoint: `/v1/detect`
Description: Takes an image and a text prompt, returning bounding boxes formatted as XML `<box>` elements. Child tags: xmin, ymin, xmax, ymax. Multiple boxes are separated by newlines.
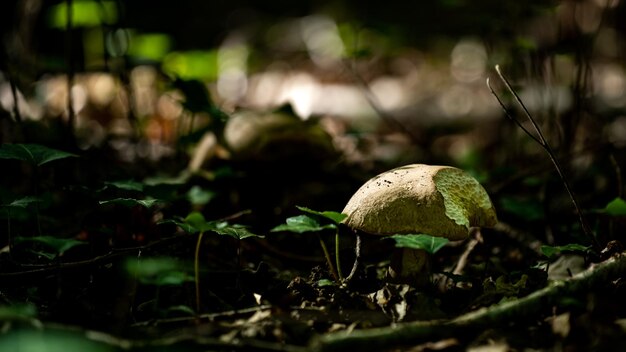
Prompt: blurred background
<box><xmin>1</xmin><ymin>0</ymin><xmax>625</xmax><ymax>241</ymax></box>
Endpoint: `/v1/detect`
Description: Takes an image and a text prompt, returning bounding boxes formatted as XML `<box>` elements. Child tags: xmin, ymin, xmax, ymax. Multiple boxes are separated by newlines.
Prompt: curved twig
<box><xmin>487</xmin><ymin>66</ymin><xmax>598</xmax><ymax>250</ymax></box>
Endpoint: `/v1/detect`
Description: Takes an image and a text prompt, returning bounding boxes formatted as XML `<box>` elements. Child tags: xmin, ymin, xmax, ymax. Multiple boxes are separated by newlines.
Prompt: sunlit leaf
<box><xmin>99</xmin><ymin>198</ymin><xmax>161</xmax><ymax>208</ymax></box>
<box><xmin>389</xmin><ymin>234</ymin><xmax>449</xmax><ymax>254</ymax></box>
<box><xmin>162</xmin><ymin>51</ymin><xmax>219</xmax><ymax>81</ymax></box>
<box><xmin>0</xmin><ymin>144</ymin><xmax>77</xmax><ymax>166</ymax></box>
<box><xmin>604</xmin><ymin>197</ymin><xmax>626</xmax><ymax>216</ymax></box>
<box><xmin>48</xmin><ymin>0</ymin><xmax>117</xmax><ymax>28</ymax></box>
<box><xmin>540</xmin><ymin>244</ymin><xmax>591</xmax><ymax>259</ymax></box>
<box><xmin>296</xmin><ymin>206</ymin><xmax>347</xmax><ymax>224</ymax></box>
<box><xmin>271</xmin><ymin>215</ymin><xmax>336</xmax><ymax>233</ymax></box>
<box><xmin>128</xmin><ymin>33</ymin><xmax>172</xmax><ymax>61</ymax></box>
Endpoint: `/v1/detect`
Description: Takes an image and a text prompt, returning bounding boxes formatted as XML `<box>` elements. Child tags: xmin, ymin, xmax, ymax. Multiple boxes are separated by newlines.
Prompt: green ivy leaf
<box><xmin>389</xmin><ymin>234</ymin><xmax>449</xmax><ymax>254</ymax></box>
<box><xmin>211</xmin><ymin>222</ymin><xmax>262</xmax><ymax>240</ymax></box>
<box><xmin>0</xmin><ymin>143</ymin><xmax>76</xmax><ymax>166</ymax></box>
<box><xmin>605</xmin><ymin>197</ymin><xmax>626</xmax><ymax>216</ymax></box>
<box><xmin>181</xmin><ymin>211</ymin><xmax>262</xmax><ymax>239</ymax></box>
<box><xmin>296</xmin><ymin>206</ymin><xmax>347</xmax><ymax>224</ymax></box>
<box><xmin>540</xmin><ymin>244</ymin><xmax>591</xmax><ymax>259</ymax></box>
<box><xmin>271</xmin><ymin>215</ymin><xmax>336</xmax><ymax>233</ymax></box>
<box><xmin>99</xmin><ymin>198</ymin><xmax>161</xmax><ymax>208</ymax></box>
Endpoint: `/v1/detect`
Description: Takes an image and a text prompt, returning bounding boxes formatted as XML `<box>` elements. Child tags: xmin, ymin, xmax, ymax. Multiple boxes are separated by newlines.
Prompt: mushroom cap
<box><xmin>342</xmin><ymin>164</ymin><xmax>497</xmax><ymax>240</ymax></box>
<box><xmin>224</xmin><ymin>111</ymin><xmax>334</xmax><ymax>160</ymax></box>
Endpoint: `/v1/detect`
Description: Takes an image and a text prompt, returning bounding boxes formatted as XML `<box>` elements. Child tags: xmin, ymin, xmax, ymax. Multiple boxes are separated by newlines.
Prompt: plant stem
<box><xmin>194</xmin><ymin>231</ymin><xmax>205</xmax><ymax>313</ymax></box>
<box><xmin>318</xmin><ymin>234</ymin><xmax>339</xmax><ymax>282</ymax></box>
<box><xmin>487</xmin><ymin>66</ymin><xmax>598</xmax><ymax>250</ymax></box>
<box><xmin>345</xmin><ymin>232</ymin><xmax>361</xmax><ymax>282</ymax></box>
<box><xmin>334</xmin><ymin>229</ymin><xmax>343</xmax><ymax>280</ymax></box>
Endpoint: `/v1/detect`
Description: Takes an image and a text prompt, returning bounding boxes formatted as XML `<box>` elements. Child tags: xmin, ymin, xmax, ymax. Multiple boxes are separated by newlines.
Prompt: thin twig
<box><xmin>21</xmin><ymin>321</ymin><xmax>310</xmax><ymax>352</ymax></box>
<box><xmin>195</xmin><ymin>231</ymin><xmax>205</xmax><ymax>313</ymax></box>
<box><xmin>9</xmin><ymin>78</ymin><xmax>22</xmax><ymax>123</ymax></box>
<box><xmin>318</xmin><ymin>235</ymin><xmax>339</xmax><ymax>282</ymax></box>
<box><xmin>487</xmin><ymin>65</ymin><xmax>598</xmax><ymax>250</ymax></box>
<box><xmin>65</xmin><ymin>0</ymin><xmax>76</xmax><ymax>139</ymax></box>
<box><xmin>0</xmin><ymin>232</ymin><xmax>196</xmax><ymax>286</ymax></box>
<box><xmin>343</xmin><ymin>60</ymin><xmax>421</xmax><ymax>142</ymax></box>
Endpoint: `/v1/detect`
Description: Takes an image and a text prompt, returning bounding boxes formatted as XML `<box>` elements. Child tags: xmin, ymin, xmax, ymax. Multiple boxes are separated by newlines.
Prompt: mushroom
<box><xmin>342</xmin><ymin>164</ymin><xmax>497</xmax><ymax>286</ymax></box>
<box><xmin>223</xmin><ymin>109</ymin><xmax>335</xmax><ymax>161</ymax></box>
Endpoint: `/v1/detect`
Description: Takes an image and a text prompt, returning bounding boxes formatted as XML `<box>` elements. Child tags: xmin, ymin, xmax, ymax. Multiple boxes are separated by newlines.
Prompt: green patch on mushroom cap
<box><xmin>342</xmin><ymin>164</ymin><xmax>497</xmax><ymax>241</ymax></box>
<box><xmin>434</xmin><ymin>167</ymin><xmax>497</xmax><ymax>230</ymax></box>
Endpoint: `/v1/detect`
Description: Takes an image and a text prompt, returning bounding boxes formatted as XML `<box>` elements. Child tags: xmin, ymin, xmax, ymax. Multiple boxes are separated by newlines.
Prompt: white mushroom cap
<box><xmin>342</xmin><ymin>164</ymin><xmax>497</xmax><ymax>240</ymax></box>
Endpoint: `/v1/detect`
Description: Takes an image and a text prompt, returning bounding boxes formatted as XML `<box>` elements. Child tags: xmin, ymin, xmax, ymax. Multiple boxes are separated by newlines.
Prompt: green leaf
<box><xmin>158</xmin><ymin>219</ymin><xmax>198</xmax><ymax>234</ymax></box>
<box><xmin>389</xmin><ymin>234</ymin><xmax>449</xmax><ymax>254</ymax></box>
<box><xmin>182</xmin><ymin>212</ymin><xmax>262</xmax><ymax>239</ymax></box>
<box><xmin>14</xmin><ymin>236</ymin><xmax>86</xmax><ymax>256</ymax></box>
<box><xmin>540</xmin><ymin>244</ymin><xmax>591</xmax><ymax>259</ymax></box>
<box><xmin>271</xmin><ymin>215</ymin><xmax>336</xmax><ymax>233</ymax></box>
<box><xmin>186</xmin><ymin>186</ymin><xmax>215</xmax><ymax>206</ymax></box>
<box><xmin>605</xmin><ymin>197</ymin><xmax>626</xmax><ymax>216</ymax></box>
<box><xmin>48</xmin><ymin>0</ymin><xmax>118</xmax><ymax>28</ymax></box>
<box><xmin>99</xmin><ymin>198</ymin><xmax>161</xmax><ymax>208</ymax></box>
<box><xmin>0</xmin><ymin>303</ymin><xmax>37</xmax><ymax>320</ymax></box>
<box><xmin>0</xmin><ymin>143</ymin><xmax>77</xmax><ymax>166</ymax></box>
<box><xmin>296</xmin><ymin>206</ymin><xmax>347</xmax><ymax>224</ymax></box>
<box><xmin>0</xmin><ymin>329</ymin><xmax>112</xmax><ymax>352</ymax></box>
<box><xmin>105</xmin><ymin>180</ymin><xmax>144</xmax><ymax>192</ymax></box>
<box><xmin>316</xmin><ymin>279</ymin><xmax>335</xmax><ymax>287</ymax></box>
<box><xmin>211</xmin><ymin>222</ymin><xmax>263</xmax><ymax>240</ymax></box>
<box><xmin>143</xmin><ymin>173</ymin><xmax>189</xmax><ymax>187</ymax></box>
<box><xmin>184</xmin><ymin>211</ymin><xmax>213</xmax><ymax>232</ymax></box>
<box><xmin>166</xmin><ymin>305</ymin><xmax>196</xmax><ymax>317</ymax></box>
<box><xmin>126</xmin><ymin>257</ymin><xmax>193</xmax><ymax>285</ymax></box>
<box><xmin>2</xmin><ymin>196</ymin><xmax>42</xmax><ymax>209</ymax></box>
